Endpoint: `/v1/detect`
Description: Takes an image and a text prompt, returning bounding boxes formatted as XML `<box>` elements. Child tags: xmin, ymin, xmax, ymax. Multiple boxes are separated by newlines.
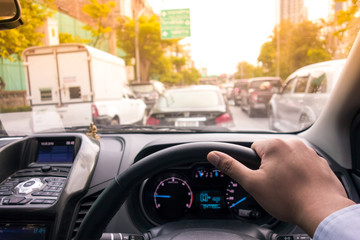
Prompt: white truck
<box><xmin>23</xmin><ymin>44</ymin><xmax>146</xmax><ymax>130</ymax></box>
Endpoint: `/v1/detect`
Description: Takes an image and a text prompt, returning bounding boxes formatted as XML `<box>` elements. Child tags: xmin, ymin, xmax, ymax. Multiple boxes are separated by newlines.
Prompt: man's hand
<box><xmin>207</xmin><ymin>138</ymin><xmax>355</xmax><ymax>236</ymax></box>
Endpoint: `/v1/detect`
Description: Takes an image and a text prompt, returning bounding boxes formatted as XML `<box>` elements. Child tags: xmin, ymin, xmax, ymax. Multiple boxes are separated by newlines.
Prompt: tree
<box><xmin>117</xmin><ymin>14</ymin><xmax>178</xmax><ymax>82</ymax></box>
<box><xmin>82</xmin><ymin>0</ymin><xmax>115</xmax><ymax>48</ymax></box>
<box><xmin>257</xmin><ymin>42</ymin><xmax>276</xmax><ymax>76</ymax></box>
<box><xmin>234</xmin><ymin>61</ymin><xmax>263</xmax><ymax>79</ymax></box>
<box><xmin>59</xmin><ymin>33</ymin><xmax>90</xmax><ymax>44</ymax></box>
<box><xmin>258</xmin><ymin>21</ymin><xmax>332</xmax><ymax>80</ymax></box>
<box><xmin>0</xmin><ymin>0</ymin><xmax>54</xmax><ymax>60</ymax></box>
<box><xmin>332</xmin><ymin>0</ymin><xmax>360</xmax><ymax>56</ymax></box>
<box><xmin>180</xmin><ymin>67</ymin><xmax>201</xmax><ymax>85</ymax></box>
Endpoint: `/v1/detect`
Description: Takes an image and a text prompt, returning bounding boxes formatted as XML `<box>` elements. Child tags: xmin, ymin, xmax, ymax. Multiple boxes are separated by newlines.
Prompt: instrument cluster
<box><xmin>140</xmin><ymin>163</ymin><xmax>277</xmax><ymax>227</ymax></box>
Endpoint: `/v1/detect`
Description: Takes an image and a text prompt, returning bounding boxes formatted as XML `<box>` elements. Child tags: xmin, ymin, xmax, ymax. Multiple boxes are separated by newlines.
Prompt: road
<box><xmin>227</xmin><ymin>101</ymin><xmax>270</xmax><ymax>131</ymax></box>
<box><xmin>0</xmin><ymin>103</ymin><xmax>271</xmax><ymax>135</ymax></box>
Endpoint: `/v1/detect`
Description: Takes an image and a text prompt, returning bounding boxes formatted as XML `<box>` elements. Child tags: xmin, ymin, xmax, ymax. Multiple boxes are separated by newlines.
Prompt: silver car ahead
<box><xmin>268</xmin><ymin>59</ymin><xmax>346</xmax><ymax>132</ymax></box>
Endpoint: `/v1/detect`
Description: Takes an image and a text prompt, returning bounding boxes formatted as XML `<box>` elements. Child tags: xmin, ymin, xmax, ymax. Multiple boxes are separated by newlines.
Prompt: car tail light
<box><xmin>215</xmin><ymin>113</ymin><xmax>232</xmax><ymax>125</ymax></box>
<box><xmin>148</xmin><ymin>92</ymin><xmax>159</xmax><ymax>100</ymax></box>
<box><xmin>91</xmin><ymin>104</ymin><xmax>99</xmax><ymax>118</ymax></box>
<box><xmin>146</xmin><ymin>116</ymin><xmax>160</xmax><ymax>125</ymax></box>
<box><xmin>251</xmin><ymin>91</ymin><xmax>258</xmax><ymax>103</ymax></box>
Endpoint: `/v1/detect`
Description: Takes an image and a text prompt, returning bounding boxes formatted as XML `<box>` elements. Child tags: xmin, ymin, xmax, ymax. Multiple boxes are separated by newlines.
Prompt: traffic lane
<box><xmin>0</xmin><ymin>112</ymin><xmax>33</xmax><ymax>135</ymax></box>
<box><xmin>228</xmin><ymin>104</ymin><xmax>270</xmax><ymax>131</ymax></box>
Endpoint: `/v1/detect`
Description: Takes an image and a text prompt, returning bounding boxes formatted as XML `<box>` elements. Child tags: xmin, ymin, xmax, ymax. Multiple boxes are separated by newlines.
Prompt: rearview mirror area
<box><xmin>0</xmin><ymin>0</ymin><xmax>22</xmax><ymax>30</ymax></box>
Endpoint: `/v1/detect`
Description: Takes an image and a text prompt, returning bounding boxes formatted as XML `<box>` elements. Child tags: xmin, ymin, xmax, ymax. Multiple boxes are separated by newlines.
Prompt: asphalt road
<box><xmin>0</xmin><ymin>102</ymin><xmax>271</xmax><ymax>135</ymax></box>
<box><xmin>227</xmin><ymin>101</ymin><xmax>270</xmax><ymax>131</ymax></box>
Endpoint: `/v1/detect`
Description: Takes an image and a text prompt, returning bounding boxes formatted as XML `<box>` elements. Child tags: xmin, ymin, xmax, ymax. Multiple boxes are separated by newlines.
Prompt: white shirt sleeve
<box><xmin>313</xmin><ymin>204</ymin><xmax>360</xmax><ymax>240</ymax></box>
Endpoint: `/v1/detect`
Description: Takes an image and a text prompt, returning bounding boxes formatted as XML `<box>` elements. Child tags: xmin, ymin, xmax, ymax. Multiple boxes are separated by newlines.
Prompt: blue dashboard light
<box><xmin>154</xmin><ymin>195</ymin><xmax>171</xmax><ymax>198</ymax></box>
<box><xmin>230</xmin><ymin>196</ymin><xmax>247</xmax><ymax>208</ymax></box>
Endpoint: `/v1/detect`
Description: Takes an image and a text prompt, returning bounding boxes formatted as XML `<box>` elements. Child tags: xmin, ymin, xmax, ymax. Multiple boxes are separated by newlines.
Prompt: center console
<box><xmin>0</xmin><ymin>134</ymin><xmax>100</xmax><ymax>240</ymax></box>
<box><xmin>0</xmin><ymin>138</ymin><xmax>77</xmax><ymax>207</ymax></box>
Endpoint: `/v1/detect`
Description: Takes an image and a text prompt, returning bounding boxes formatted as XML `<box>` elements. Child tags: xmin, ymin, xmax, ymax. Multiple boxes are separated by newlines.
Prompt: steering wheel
<box><xmin>74</xmin><ymin>142</ymin><xmax>275</xmax><ymax>240</ymax></box>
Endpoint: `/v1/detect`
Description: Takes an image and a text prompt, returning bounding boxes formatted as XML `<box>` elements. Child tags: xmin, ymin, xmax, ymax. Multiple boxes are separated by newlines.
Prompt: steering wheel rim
<box><xmin>75</xmin><ymin>141</ymin><xmax>262</xmax><ymax>240</ymax></box>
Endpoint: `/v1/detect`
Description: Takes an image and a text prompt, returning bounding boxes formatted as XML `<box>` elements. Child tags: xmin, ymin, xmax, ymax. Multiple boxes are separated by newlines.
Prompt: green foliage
<box><xmin>257</xmin><ymin>21</ymin><xmax>332</xmax><ymax>80</ymax></box>
<box><xmin>181</xmin><ymin>67</ymin><xmax>201</xmax><ymax>85</ymax></box>
<box><xmin>0</xmin><ymin>0</ymin><xmax>54</xmax><ymax>60</ymax></box>
<box><xmin>171</xmin><ymin>56</ymin><xmax>187</xmax><ymax>72</ymax></box>
<box><xmin>117</xmin><ymin>14</ymin><xmax>179</xmax><ymax>82</ymax></box>
<box><xmin>82</xmin><ymin>0</ymin><xmax>115</xmax><ymax>47</ymax></box>
<box><xmin>333</xmin><ymin>0</ymin><xmax>360</xmax><ymax>55</ymax></box>
<box><xmin>59</xmin><ymin>33</ymin><xmax>90</xmax><ymax>44</ymax></box>
<box><xmin>234</xmin><ymin>61</ymin><xmax>265</xmax><ymax>79</ymax></box>
<box><xmin>0</xmin><ymin>105</ymin><xmax>31</xmax><ymax>113</ymax></box>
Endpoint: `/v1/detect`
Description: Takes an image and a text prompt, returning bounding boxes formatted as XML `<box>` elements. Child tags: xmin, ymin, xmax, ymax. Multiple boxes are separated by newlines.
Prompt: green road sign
<box><xmin>160</xmin><ymin>8</ymin><xmax>191</xmax><ymax>40</ymax></box>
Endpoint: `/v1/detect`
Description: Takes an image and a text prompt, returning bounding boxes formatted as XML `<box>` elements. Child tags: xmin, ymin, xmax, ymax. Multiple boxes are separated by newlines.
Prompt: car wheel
<box><xmin>137</xmin><ymin>112</ymin><xmax>147</xmax><ymax>125</ymax></box>
<box><xmin>299</xmin><ymin>113</ymin><xmax>312</xmax><ymax>130</ymax></box>
<box><xmin>110</xmin><ymin>116</ymin><xmax>120</xmax><ymax>125</ymax></box>
<box><xmin>248</xmin><ymin>105</ymin><xmax>256</xmax><ymax>118</ymax></box>
<box><xmin>268</xmin><ymin>107</ymin><xmax>276</xmax><ymax>130</ymax></box>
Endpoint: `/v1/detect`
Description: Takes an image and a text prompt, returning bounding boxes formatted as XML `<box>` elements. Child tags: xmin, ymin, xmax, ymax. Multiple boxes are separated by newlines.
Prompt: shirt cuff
<box><xmin>313</xmin><ymin>204</ymin><xmax>360</xmax><ymax>240</ymax></box>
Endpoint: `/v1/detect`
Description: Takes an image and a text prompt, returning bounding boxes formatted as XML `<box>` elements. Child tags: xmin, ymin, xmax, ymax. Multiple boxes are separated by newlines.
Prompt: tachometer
<box><xmin>153</xmin><ymin>176</ymin><xmax>193</xmax><ymax>219</ymax></box>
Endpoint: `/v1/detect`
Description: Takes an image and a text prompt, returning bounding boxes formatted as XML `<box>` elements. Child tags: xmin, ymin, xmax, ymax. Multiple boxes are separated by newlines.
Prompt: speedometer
<box><xmin>226</xmin><ymin>180</ymin><xmax>261</xmax><ymax>219</ymax></box>
<box><xmin>153</xmin><ymin>176</ymin><xmax>193</xmax><ymax>219</ymax></box>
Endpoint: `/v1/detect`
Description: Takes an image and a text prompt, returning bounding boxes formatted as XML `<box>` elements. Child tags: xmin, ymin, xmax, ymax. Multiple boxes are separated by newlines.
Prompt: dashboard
<box><xmin>0</xmin><ymin>132</ymin><xmax>359</xmax><ymax>240</ymax></box>
<box><xmin>140</xmin><ymin>163</ymin><xmax>276</xmax><ymax>227</ymax></box>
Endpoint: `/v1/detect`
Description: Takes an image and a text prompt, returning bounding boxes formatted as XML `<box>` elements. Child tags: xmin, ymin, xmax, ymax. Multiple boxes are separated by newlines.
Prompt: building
<box><xmin>0</xmin><ymin>0</ymin><xmax>151</xmax><ymax>108</ymax></box>
<box><xmin>279</xmin><ymin>0</ymin><xmax>308</xmax><ymax>24</ymax></box>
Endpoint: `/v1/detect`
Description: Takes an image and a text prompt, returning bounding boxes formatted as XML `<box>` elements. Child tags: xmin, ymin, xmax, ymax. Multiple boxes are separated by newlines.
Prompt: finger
<box><xmin>251</xmin><ymin>138</ymin><xmax>287</xmax><ymax>159</ymax></box>
<box><xmin>207</xmin><ymin>151</ymin><xmax>256</xmax><ymax>187</ymax></box>
<box><xmin>251</xmin><ymin>139</ymin><xmax>270</xmax><ymax>158</ymax></box>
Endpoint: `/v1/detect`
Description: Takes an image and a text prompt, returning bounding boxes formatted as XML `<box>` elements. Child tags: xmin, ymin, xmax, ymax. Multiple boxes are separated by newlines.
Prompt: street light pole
<box><xmin>276</xmin><ymin>0</ymin><xmax>280</xmax><ymax>78</ymax></box>
<box><xmin>134</xmin><ymin>8</ymin><xmax>146</xmax><ymax>83</ymax></box>
<box><xmin>134</xmin><ymin>16</ymin><xmax>141</xmax><ymax>82</ymax></box>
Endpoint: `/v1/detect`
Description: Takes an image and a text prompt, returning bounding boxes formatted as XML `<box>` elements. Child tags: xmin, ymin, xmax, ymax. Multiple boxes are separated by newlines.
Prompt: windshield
<box><xmin>157</xmin><ymin>88</ymin><xmax>223</xmax><ymax>109</ymax></box>
<box><xmin>0</xmin><ymin>0</ymin><xmax>358</xmax><ymax>135</ymax></box>
<box><xmin>130</xmin><ymin>84</ymin><xmax>155</xmax><ymax>93</ymax></box>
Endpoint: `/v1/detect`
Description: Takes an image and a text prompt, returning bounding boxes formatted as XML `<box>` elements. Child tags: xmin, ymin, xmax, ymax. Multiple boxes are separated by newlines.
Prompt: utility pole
<box><xmin>133</xmin><ymin>4</ymin><xmax>143</xmax><ymax>83</ymax></box>
<box><xmin>276</xmin><ymin>0</ymin><xmax>280</xmax><ymax>77</ymax></box>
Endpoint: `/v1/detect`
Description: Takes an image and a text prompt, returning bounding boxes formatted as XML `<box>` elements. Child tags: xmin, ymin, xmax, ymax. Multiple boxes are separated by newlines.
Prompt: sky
<box><xmin>147</xmin><ymin>0</ymin><xmax>330</xmax><ymax>76</ymax></box>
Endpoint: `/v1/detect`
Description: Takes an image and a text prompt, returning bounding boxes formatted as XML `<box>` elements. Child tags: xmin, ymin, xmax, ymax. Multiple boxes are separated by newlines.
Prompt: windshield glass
<box><xmin>0</xmin><ymin>0</ymin><xmax>358</xmax><ymax>135</ymax></box>
<box><xmin>130</xmin><ymin>84</ymin><xmax>154</xmax><ymax>93</ymax></box>
<box><xmin>158</xmin><ymin>89</ymin><xmax>223</xmax><ymax>109</ymax></box>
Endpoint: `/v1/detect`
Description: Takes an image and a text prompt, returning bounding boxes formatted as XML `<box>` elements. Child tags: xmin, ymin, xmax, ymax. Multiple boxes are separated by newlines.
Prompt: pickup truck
<box><xmin>239</xmin><ymin>77</ymin><xmax>282</xmax><ymax>117</ymax></box>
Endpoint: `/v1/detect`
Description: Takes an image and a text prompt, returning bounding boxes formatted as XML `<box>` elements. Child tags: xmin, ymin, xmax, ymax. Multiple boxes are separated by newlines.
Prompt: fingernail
<box><xmin>208</xmin><ymin>152</ymin><xmax>220</xmax><ymax>166</ymax></box>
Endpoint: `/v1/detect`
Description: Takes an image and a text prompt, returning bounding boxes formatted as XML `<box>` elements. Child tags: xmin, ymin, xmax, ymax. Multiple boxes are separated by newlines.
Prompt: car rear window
<box><xmin>130</xmin><ymin>84</ymin><xmax>154</xmax><ymax>93</ymax></box>
<box><xmin>249</xmin><ymin>80</ymin><xmax>281</xmax><ymax>89</ymax></box>
<box><xmin>158</xmin><ymin>90</ymin><xmax>222</xmax><ymax>109</ymax></box>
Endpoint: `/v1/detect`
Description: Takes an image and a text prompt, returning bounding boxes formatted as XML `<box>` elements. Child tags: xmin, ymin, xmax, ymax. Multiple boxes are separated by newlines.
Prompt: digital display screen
<box><xmin>197</xmin><ymin>190</ymin><xmax>224</xmax><ymax>210</ymax></box>
<box><xmin>37</xmin><ymin>139</ymin><xmax>75</xmax><ymax>163</ymax></box>
<box><xmin>0</xmin><ymin>224</ymin><xmax>47</xmax><ymax>240</ymax></box>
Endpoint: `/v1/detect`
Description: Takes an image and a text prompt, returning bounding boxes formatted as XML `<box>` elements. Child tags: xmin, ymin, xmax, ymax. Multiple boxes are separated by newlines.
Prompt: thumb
<box><xmin>207</xmin><ymin>151</ymin><xmax>256</xmax><ymax>187</ymax></box>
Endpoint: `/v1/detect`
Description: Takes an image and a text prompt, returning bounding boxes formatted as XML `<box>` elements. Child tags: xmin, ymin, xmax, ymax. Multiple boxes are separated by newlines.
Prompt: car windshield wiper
<box><xmin>61</xmin><ymin>124</ymin><xmax>232</xmax><ymax>133</ymax></box>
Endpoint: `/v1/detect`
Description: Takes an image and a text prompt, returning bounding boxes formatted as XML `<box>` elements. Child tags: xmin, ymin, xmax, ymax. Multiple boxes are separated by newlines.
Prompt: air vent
<box><xmin>71</xmin><ymin>191</ymin><xmax>102</xmax><ymax>239</ymax></box>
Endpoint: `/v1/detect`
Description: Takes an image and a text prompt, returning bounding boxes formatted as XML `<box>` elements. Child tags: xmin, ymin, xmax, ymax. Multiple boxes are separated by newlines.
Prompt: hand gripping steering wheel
<box><xmin>74</xmin><ymin>142</ymin><xmax>277</xmax><ymax>240</ymax></box>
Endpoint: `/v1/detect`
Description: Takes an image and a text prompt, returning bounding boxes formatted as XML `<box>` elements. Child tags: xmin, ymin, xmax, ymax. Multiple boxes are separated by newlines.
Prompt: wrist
<box><xmin>294</xmin><ymin>196</ymin><xmax>355</xmax><ymax>237</ymax></box>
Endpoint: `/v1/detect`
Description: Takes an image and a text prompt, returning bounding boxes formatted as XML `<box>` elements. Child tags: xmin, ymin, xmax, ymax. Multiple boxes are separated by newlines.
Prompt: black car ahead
<box><xmin>240</xmin><ymin>77</ymin><xmax>282</xmax><ymax>117</ymax></box>
<box><xmin>146</xmin><ymin>85</ymin><xmax>233</xmax><ymax>127</ymax></box>
<box><xmin>232</xmin><ymin>79</ymin><xmax>248</xmax><ymax>106</ymax></box>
